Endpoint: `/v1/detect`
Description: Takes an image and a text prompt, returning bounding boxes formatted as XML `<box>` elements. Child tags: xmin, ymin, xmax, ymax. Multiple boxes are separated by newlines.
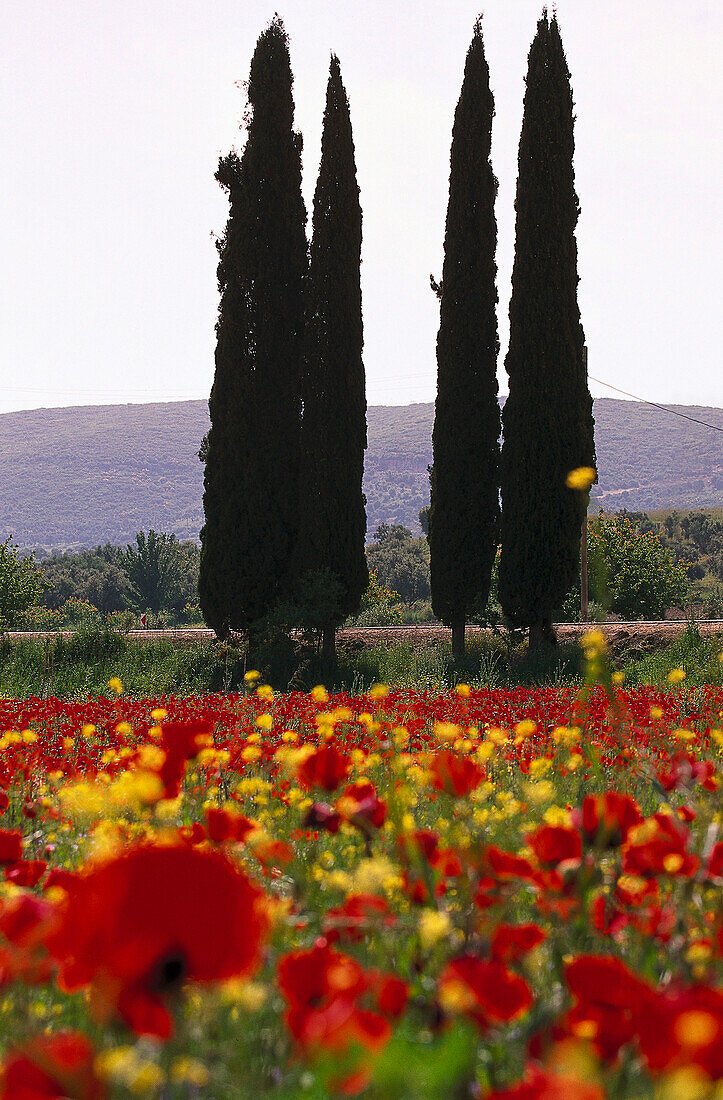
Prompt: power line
<box><xmin>589</xmin><ymin>375</ymin><xmax>723</xmax><ymax>433</ymax></box>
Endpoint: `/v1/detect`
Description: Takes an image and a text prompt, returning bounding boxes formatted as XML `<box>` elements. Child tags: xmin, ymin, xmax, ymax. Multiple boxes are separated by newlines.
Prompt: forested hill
<box><xmin>1</xmin><ymin>397</ymin><xmax>721</xmax><ymax>552</ymax></box>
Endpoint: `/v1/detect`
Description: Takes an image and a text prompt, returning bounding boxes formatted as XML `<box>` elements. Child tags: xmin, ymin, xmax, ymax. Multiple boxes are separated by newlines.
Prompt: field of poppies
<box><xmin>0</xmin><ymin>630</ymin><xmax>722</xmax><ymax>1098</ymax></box>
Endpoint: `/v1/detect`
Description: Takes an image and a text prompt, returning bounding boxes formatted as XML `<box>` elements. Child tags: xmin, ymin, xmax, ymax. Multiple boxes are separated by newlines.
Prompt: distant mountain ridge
<box><xmin>1</xmin><ymin>397</ymin><xmax>720</xmax><ymax>552</ymax></box>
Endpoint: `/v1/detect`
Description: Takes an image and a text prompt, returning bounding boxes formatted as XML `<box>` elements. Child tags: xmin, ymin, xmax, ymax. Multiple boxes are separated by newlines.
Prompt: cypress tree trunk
<box><xmin>451</xmin><ymin>617</ymin><xmax>466</xmax><ymax>661</ymax></box>
<box><xmin>499</xmin><ymin>12</ymin><xmax>595</xmax><ymax>647</ymax></box>
<box><xmin>199</xmin><ymin>17</ymin><xmax>307</xmax><ymax>639</ymax></box>
<box><xmin>428</xmin><ymin>19</ymin><xmax>500</xmax><ymax>660</ymax></box>
<box><xmin>294</xmin><ymin>55</ymin><xmax>367</xmax><ymax>643</ymax></box>
<box><xmin>322</xmin><ymin>623</ymin><xmax>336</xmax><ymax>661</ymax></box>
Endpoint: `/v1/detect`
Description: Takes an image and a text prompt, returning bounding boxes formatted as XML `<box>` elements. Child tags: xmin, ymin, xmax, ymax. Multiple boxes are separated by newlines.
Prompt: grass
<box><xmin>1</xmin><ymin>623</ymin><xmax>720</xmax><ymax>698</ymax></box>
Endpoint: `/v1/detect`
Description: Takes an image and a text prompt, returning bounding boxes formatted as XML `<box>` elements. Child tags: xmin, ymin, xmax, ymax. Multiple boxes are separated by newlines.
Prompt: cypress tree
<box><xmin>499</xmin><ymin>11</ymin><xmax>595</xmax><ymax>649</ymax></box>
<box><xmin>428</xmin><ymin>18</ymin><xmax>500</xmax><ymax>660</ymax></box>
<box><xmin>199</xmin><ymin>17</ymin><xmax>308</xmax><ymax>639</ymax></box>
<box><xmin>295</xmin><ymin>55</ymin><xmax>367</xmax><ymax>659</ymax></box>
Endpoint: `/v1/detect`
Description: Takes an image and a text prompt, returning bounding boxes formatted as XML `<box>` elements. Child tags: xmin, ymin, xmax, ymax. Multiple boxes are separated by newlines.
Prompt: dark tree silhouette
<box><xmin>428</xmin><ymin>18</ymin><xmax>500</xmax><ymax>659</ymax></box>
<box><xmin>199</xmin><ymin>17</ymin><xmax>308</xmax><ymax>639</ymax></box>
<box><xmin>499</xmin><ymin>11</ymin><xmax>595</xmax><ymax>649</ymax></box>
<box><xmin>294</xmin><ymin>55</ymin><xmax>367</xmax><ymax>658</ymax></box>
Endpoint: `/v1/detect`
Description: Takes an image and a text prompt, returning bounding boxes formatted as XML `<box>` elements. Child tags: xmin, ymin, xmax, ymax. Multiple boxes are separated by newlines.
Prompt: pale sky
<box><xmin>1</xmin><ymin>0</ymin><xmax>721</xmax><ymax>414</ymax></box>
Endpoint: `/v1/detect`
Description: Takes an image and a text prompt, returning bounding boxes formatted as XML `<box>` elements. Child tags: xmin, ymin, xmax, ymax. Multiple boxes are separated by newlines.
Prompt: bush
<box><xmin>588</xmin><ymin>513</ymin><xmax>688</xmax><ymax>619</ymax></box>
<box><xmin>346</xmin><ymin>570</ymin><xmax>402</xmax><ymax>627</ymax></box>
<box><xmin>0</xmin><ymin>539</ymin><xmax>47</xmax><ymax>629</ymax></box>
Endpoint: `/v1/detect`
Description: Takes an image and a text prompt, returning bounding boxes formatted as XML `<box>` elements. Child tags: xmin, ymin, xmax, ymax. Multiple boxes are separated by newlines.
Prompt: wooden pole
<box><xmin>581</xmin><ymin>344</ymin><xmax>589</xmax><ymax>622</ymax></box>
<box><xmin>581</xmin><ymin>518</ymin><xmax>589</xmax><ymax>622</ymax></box>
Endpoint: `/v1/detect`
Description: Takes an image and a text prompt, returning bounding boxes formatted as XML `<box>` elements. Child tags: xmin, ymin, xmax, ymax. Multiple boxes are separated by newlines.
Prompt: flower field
<box><xmin>0</xmin><ymin>635</ymin><xmax>722</xmax><ymax>1098</ymax></box>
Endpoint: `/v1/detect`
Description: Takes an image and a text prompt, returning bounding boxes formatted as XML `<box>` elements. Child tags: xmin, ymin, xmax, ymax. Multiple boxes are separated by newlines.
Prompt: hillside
<box><xmin>0</xmin><ymin>397</ymin><xmax>720</xmax><ymax>552</ymax></box>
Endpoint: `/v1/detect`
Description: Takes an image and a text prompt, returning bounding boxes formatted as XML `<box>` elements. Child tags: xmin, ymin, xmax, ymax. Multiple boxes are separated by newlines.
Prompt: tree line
<box><xmin>199</xmin><ymin>10</ymin><xmax>595</xmax><ymax>657</ymax></box>
<box><xmin>1</xmin><ymin>507</ymin><xmax>720</xmax><ymax>632</ymax></box>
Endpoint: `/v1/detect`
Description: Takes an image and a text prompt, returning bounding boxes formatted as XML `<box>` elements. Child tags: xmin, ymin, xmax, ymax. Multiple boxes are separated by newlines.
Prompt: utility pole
<box><xmin>581</xmin><ymin>344</ymin><xmax>589</xmax><ymax>622</ymax></box>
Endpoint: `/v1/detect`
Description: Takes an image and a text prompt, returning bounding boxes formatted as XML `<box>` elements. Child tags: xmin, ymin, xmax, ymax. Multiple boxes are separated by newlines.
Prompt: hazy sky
<box><xmin>1</xmin><ymin>0</ymin><xmax>721</xmax><ymax>414</ymax></box>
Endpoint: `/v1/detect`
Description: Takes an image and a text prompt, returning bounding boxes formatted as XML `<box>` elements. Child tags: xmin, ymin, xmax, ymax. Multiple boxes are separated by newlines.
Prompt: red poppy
<box><xmin>47</xmin><ymin>843</ymin><xmax>268</xmax><ymax>1039</ymax></box>
<box><xmin>1</xmin><ymin>1031</ymin><xmax>104</xmax><ymax>1100</ymax></box>
<box><xmin>581</xmin><ymin>792</ymin><xmax>642</xmax><ymax>846</ymax></box>
<box><xmin>487</xmin><ymin>1063</ymin><xmax>604</xmax><ymax>1100</ymax></box>
<box><xmin>622</xmin><ymin>812</ymin><xmax>699</xmax><ymax>878</ymax></box>
<box><xmin>707</xmin><ymin>842</ymin><xmax>723</xmax><ymax>879</ymax></box>
<box><xmin>336</xmin><ymin>782</ymin><xmax>387</xmax><ymax>832</ymax></box>
<box><xmin>303</xmin><ymin>801</ymin><xmax>342</xmax><ymax>834</ymax></box>
<box><xmin>486</xmin><ymin>846</ymin><xmax>537</xmax><ymax>881</ymax></box>
<box><xmin>4</xmin><ymin>860</ymin><xmax>47</xmax><ymax>888</ymax></box>
<box><xmin>323</xmin><ymin>894</ymin><xmax>395</xmax><ymax>944</ymax></box>
<box><xmin>439</xmin><ymin>955</ymin><xmax>533</xmax><ymax>1030</ymax></box>
<box><xmin>157</xmin><ymin>720</ymin><xmax>213</xmax><ymax>798</ymax></box>
<box><xmin>491</xmin><ymin>923</ymin><xmax>546</xmax><ymax>964</ymax></box>
<box><xmin>564</xmin><ymin>954</ymin><xmax>658</xmax><ymax>1062</ymax></box>
<box><xmin>296</xmin><ymin>745</ymin><xmax>352</xmax><ymax>793</ymax></box>
<box><xmin>205</xmin><ymin>807</ymin><xmax>258</xmax><ymax>844</ymax></box>
<box><xmin>528</xmin><ymin>825</ymin><xmax>582</xmax><ymax>867</ymax></box>
<box><xmin>428</xmin><ymin>751</ymin><xmax>483</xmax><ymax>796</ymax></box>
<box><xmin>278</xmin><ymin>939</ymin><xmax>399</xmax><ymax>1055</ymax></box>
<box><xmin>0</xmin><ymin>829</ymin><xmax>23</xmax><ymax>865</ymax></box>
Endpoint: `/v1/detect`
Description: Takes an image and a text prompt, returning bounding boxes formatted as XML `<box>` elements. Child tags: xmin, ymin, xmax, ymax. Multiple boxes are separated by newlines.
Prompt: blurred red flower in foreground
<box><xmin>488</xmin><ymin>1063</ymin><xmax>604</xmax><ymax>1099</ymax></box>
<box><xmin>278</xmin><ymin>938</ymin><xmax>406</xmax><ymax>1054</ymax></box>
<box><xmin>296</xmin><ymin>745</ymin><xmax>352</xmax><ymax>792</ymax></box>
<box><xmin>47</xmin><ymin>843</ymin><xmax>268</xmax><ymax>1039</ymax></box>
<box><xmin>428</xmin><ymin>750</ymin><xmax>484</xmax><ymax>796</ymax></box>
<box><xmin>1</xmin><ymin>1031</ymin><xmax>104</xmax><ymax>1100</ymax></box>
<box><xmin>438</xmin><ymin>955</ymin><xmax>533</xmax><ymax>1031</ymax></box>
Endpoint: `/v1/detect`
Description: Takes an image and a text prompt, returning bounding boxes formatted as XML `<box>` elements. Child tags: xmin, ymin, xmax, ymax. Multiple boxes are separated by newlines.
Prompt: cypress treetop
<box><xmin>499</xmin><ymin>10</ymin><xmax>595</xmax><ymax>647</ymax></box>
<box><xmin>199</xmin><ymin>16</ymin><xmax>308</xmax><ymax>638</ymax></box>
<box><xmin>295</xmin><ymin>54</ymin><xmax>367</xmax><ymax>656</ymax></box>
<box><xmin>428</xmin><ymin>17</ymin><xmax>500</xmax><ymax>658</ymax></box>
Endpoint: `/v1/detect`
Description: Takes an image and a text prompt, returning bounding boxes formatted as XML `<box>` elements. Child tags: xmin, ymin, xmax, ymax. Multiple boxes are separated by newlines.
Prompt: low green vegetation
<box><xmin>0</xmin><ymin>622</ymin><xmax>720</xmax><ymax>699</ymax></box>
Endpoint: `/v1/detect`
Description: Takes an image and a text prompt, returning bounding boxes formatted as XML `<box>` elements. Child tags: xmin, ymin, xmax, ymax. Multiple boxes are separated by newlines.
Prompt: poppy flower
<box><xmin>486</xmin><ymin>846</ymin><xmax>537</xmax><ymax>881</ymax></box>
<box><xmin>4</xmin><ymin>860</ymin><xmax>47</xmax><ymax>888</ymax></box>
<box><xmin>302</xmin><ymin>801</ymin><xmax>342</xmax><ymax>834</ymax></box>
<box><xmin>323</xmin><ymin>894</ymin><xmax>395</xmax><ymax>944</ymax></box>
<box><xmin>336</xmin><ymin>782</ymin><xmax>387</xmax><ymax>833</ymax></box>
<box><xmin>47</xmin><ymin>843</ymin><xmax>268</xmax><ymax>1039</ymax></box>
<box><xmin>0</xmin><ymin>829</ymin><xmax>23</xmax><ymax>865</ymax></box>
<box><xmin>581</xmin><ymin>792</ymin><xmax>642</xmax><ymax>846</ymax></box>
<box><xmin>491</xmin><ymin>923</ymin><xmax>546</xmax><ymax>964</ymax></box>
<box><xmin>428</xmin><ymin>750</ymin><xmax>484</xmax><ymax>796</ymax></box>
<box><xmin>1</xmin><ymin>1031</ymin><xmax>104</xmax><ymax>1100</ymax></box>
<box><xmin>438</xmin><ymin>955</ymin><xmax>533</xmax><ymax>1030</ymax></box>
<box><xmin>296</xmin><ymin>745</ymin><xmax>352</xmax><ymax>792</ymax></box>
<box><xmin>564</xmin><ymin>954</ymin><xmax>658</xmax><ymax>1062</ymax></box>
<box><xmin>278</xmin><ymin>939</ymin><xmax>396</xmax><ymax>1054</ymax></box>
<box><xmin>528</xmin><ymin>825</ymin><xmax>582</xmax><ymax>867</ymax></box>
<box><xmin>622</xmin><ymin>813</ymin><xmax>699</xmax><ymax>878</ymax></box>
<box><xmin>487</xmin><ymin>1063</ymin><xmax>604</xmax><ymax>1100</ymax></box>
<box><xmin>157</xmin><ymin>720</ymin><xmax>213</xmax><ymax>798</ymax></box>
<box><xmin>205</xmin><ymin>807</ymin><xmax>258</xmax><ymax>844</ymax></box>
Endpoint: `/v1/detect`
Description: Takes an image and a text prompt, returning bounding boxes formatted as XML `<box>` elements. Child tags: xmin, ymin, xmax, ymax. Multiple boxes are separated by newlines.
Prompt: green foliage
<box><xmin>588</xmin><ymin>513</ymin><xmax>688</xmax><ymax>620</ymax></box>
<box><xmin>0</xmin><ymin>539</ymin><xmax>46</xmax><ymax>629</ymax></box>
<box><xmin>366</xmin><ymin>525</ymin><xmax>430</xmax><ymax>602</ymax></box>
<box><xmin>346</xmin><ymin>570</ymin><xmax>402</xmax><ymax>628</ymax></box>
<box><xmin>428</xmin><ymin>20</ymin><xmax>500</xmax><ymax>643</ymax></box>
<box><xmin>39</xmin><ymin>544</ymin><xmax>132</xmax><ymax>613</ymax></box>
<box><xmin>200</xmin><ymin>16</ymin><xmax>307</xmax><ymax>638</ymax></box>
<box><xmin>499</xmin><ymin>13</ymin><xmax>595</xmax><ymax>638</ymax></box>
<box><xmin>294</xmin><ymin>55</ymin><xmax>367</xmax><ymax>636</ymax></box>
<box><xmin>122</xmin><ymin>530</ymin><xmax>192</xmax><ymax>615</ymax></box>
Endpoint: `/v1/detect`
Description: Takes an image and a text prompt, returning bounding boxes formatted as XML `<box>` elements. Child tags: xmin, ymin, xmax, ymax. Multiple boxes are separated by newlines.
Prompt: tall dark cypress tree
<box><xmin>428</xmin><ymin>18</ymin><xmax>500</xmax><ymax>660</ymax></box>
<box><xmin>499</xmin><ymin>11</ymin><xmax>595</xmax><ymax>649</ymax></box>
<box><xmin>199</xmin><ymin>17</ymin><xmax>308</xmax><ymax>639</ymax></box>
<box><xmin>295</xmin><ymin>55</ymin><xmax>367</xmax><ymax>659</ymax></box>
